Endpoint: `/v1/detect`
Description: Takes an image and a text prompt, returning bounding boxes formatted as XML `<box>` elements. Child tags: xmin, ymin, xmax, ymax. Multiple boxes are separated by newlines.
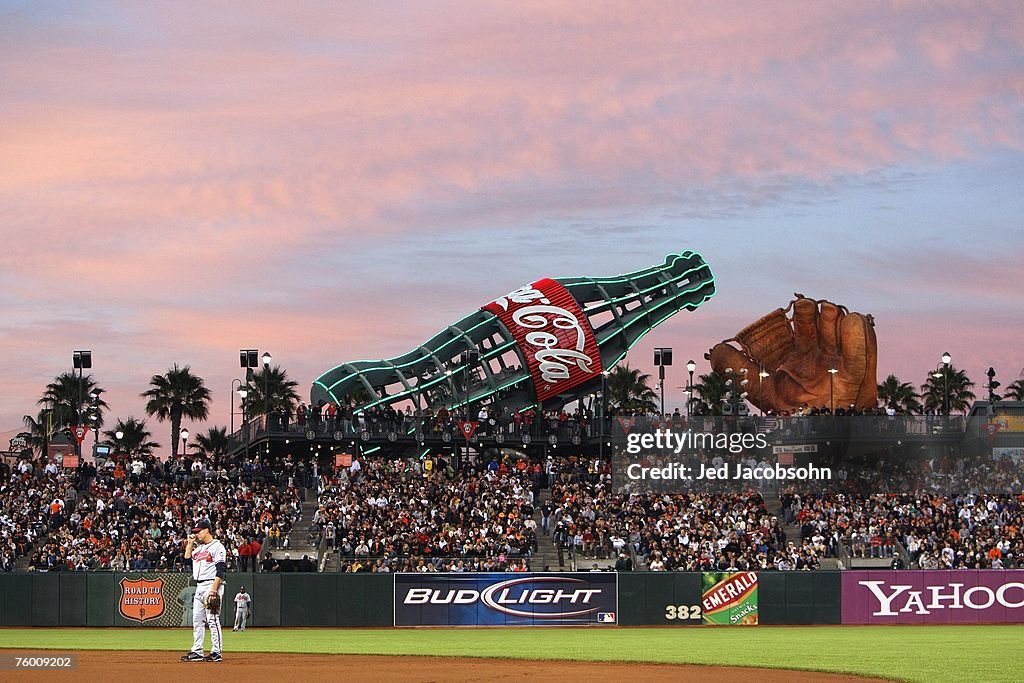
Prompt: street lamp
<box><xmin>686</xmin><ymin>359</ymin><xmax>696</xmax><ymax>417</ymax></box>
<box><xmin>828</xmin><ymin>368</ymin><xmax>839</xmax><ymax>413</ymax></box>
<box><xmin>180</xmin><ymin>429</ymin><xmax>189</xmax><ymax>458</ymax></box>
<box><xmin>941</xmin><ymin>352</ymin><xmax>951</xmax><ymax>417</ymax></box>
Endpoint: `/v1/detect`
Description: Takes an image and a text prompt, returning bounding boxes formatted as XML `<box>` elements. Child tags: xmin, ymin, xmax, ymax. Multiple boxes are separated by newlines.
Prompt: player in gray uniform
<box><xmin>233</xmin><ymin>586</ymin><xmax>251</xmax><ymax>631</ymax></box>
<box><xmin>180</xmin><ymin>519</ymin><xmax>226</xmax><ymax>662</ymax></box>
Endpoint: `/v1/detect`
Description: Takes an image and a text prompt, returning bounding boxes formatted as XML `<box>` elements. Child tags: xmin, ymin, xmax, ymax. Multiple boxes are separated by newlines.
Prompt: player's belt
<box><xmin>191</xmin><ymin>578</ymin><xmax>215</xmax><ymax>586</ymax></box>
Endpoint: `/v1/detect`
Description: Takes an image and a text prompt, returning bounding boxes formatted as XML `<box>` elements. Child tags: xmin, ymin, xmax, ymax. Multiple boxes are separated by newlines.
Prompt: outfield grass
<box><xmin>2</xmin><ymin>625</ymin><xmax>1020</xmax><ymax>682</ymax></box>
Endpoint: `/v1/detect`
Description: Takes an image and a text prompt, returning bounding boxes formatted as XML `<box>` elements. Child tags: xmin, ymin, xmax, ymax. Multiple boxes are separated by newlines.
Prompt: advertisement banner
<box><xmin>701</xmin><ymin>572</ymin><xmax>758</xmax><ymax>625</ymax></box>
<box><xmin>394</xmin><ymin>572</ymin><xmax>617</xmax><ymax>626</ymax></box>
<box><xmin>842</xmin><ymin>570</ymin><xmax>1024</xmax><ymax>624</ymax></box>
<box><xmin>114</xmin><ymin>573</ymin><xmax>192</xmax><ymax>627</ymax></box>
<box><xmin>990</xmin><ymin>416</ymin><xmax>1024</xmax><ymax>433</ymax></box>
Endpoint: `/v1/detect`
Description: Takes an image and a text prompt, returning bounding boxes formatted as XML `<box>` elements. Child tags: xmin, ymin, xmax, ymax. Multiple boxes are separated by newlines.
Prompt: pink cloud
<box><xmin>2</xmin><ymin>2</ymin><xmax>1023</xmax><ymax>443</ymax></box>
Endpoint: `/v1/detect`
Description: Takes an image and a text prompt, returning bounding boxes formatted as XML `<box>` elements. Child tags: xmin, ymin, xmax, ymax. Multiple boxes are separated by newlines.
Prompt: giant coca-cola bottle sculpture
<box><xmin>311</xmin><ymin>251</ymin><xmax>715</xmax><ymax>413</ymax></box>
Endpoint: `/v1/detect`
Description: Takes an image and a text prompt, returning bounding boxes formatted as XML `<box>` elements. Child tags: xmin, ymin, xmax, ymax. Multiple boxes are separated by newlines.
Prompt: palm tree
<box><xmin>1005</xmin><ymin>378</ymin><xmax>1024</xmax><ymax>401</ymax></box>
<box><xmin>102</xmin><ymin>418</ymin><xmax>160</xmax><ymax>457</ymax></box>
<box><xmin>921</xmin><ymin>366</ymin><xmax>976</xmax><ymax>415</ymax></box>
<box><xmin>240</xmin><ymin>365</ymin><xmax>300</xmax><ymax>416</ymax></box>
<box><xmin>22</xmin><ymin>409</ymin><xmax>57</xmax><ymax>456</ymax></box>
<box><xmin>38</xmin><ymin>372</ymin><xmax>108</xmax><ymax>429</ymax></box>
<box><xmin>193</xmin><ymin>427</ymin><xmax>231</xmax><ymax>459</ymax></box>
<box><xmin>141</xmin><ymin>364</ymin><xmax>212</xmax><ymax>458</ymax></box>
<box><xmin>606</xmin><ymin>364</ymin><xmax>658</xmax><ymax>414</ymax></box>
<box><xmin>877</xmin><ymin>374</ymin><xmax>922</xmax><ymax>414</ymax></box>
<box><xmin>692</xmin><ymin>371</ymin><xmax>728</xmax><ymax>415</ymax></box>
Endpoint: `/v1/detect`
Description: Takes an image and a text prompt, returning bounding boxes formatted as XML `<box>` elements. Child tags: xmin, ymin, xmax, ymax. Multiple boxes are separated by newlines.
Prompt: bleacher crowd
<box><xmin>3</xmin><ymin>414</ymin><xmax>1020</xmax><ymax>573</ymax></box>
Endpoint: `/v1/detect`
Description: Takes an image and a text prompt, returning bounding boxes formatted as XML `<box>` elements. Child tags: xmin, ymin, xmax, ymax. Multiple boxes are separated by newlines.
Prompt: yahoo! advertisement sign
<box><xmin>842</xmin><ymin>570</ymin><xmax>1024</xmax><ymax>624</ymax></box>
<box><xmin>394</xmin><ymin>573</ymin><xmax>618</xmax><ymax>626</ymax></box>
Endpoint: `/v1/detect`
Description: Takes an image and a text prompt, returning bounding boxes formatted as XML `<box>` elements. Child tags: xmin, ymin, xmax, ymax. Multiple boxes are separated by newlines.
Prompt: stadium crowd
<box><xmin>311</xmin><ymin>456</ymin><xmax>539</xmax><ymax>572</ymax></box>
<box><xmin>782</xmin><ymin>454</ymin><xmax>1024</xmax><ymax>570</ymax></box>
<box><xmin>3</xmin><ymin>420</ymin><xmax>1021</xmax><ymax>573</ymax></box>
<box><xmin>0</xmin><ymin>451</ymin><xmax>306</xmax><ymax>573</ymax></box>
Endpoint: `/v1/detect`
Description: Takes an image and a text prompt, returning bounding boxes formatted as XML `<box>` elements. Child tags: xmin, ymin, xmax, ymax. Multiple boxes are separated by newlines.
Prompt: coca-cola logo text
<box><xmin>494</xmin><ymin>285</ymin><xmax>595</xmax><ymax>382</ymax></box>
<box><xmin>483</xmin><ymin>279</ymin><xmax>603</xmax><ymax>403</ymax></box>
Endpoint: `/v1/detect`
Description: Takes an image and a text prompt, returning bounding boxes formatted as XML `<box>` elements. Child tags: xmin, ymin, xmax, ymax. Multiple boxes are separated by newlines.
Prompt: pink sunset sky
<box><xmin>1</xmin><ymin>2</ymin><xmax>1022</xmax><ymax>452</ymax></box>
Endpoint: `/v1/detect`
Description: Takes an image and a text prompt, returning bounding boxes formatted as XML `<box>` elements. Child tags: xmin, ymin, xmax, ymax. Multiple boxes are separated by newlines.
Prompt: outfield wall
<box><xmin>0</xmin><ymin>571</ymin><xmax>1020</xmax><ymax>627</ymax></box>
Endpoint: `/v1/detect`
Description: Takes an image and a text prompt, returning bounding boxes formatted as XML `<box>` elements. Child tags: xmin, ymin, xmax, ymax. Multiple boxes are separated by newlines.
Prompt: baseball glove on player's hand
<box><xmin>707</xmin><ymin>293</ymin><xmax>877</xmax><ymax>414</ymax></box>
<box><xmin>206</xmin><ymin>593</ymin><xmax>221</xmax><ymax>616</ymax></box>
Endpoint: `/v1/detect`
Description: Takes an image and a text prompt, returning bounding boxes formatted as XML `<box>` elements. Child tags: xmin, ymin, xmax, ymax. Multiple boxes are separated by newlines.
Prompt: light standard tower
<box><xmin>654</xmin><ymin>348</ymin><xmax>673</xmax><ymax>417</ymax></box>
<box><xmin>828</xmin><ymin>367</ymin><xmax>839</xmax><ymax>413</ymax></box>
<box><xmin>230</xmin><ymin>378</ymin><xmax>245</xmax><ymax>433</ymax></box>
<box><xmin>262</xmin><ymin>352</ymin><xmax>273</xmax><ymax>417</ymax></box>
<box><xmin>72</xmin><ymin>350</ymin><xmax>92</xmax><ymax>457</ymax></box>
<box><xmin>941</xmin><ymin>351</ymin><xmax>951</xmax><ymax>417</ymax></box>
<box><xmin>239</xmin><ymin>385</ymin><xmax>250</xmax><ymax>459</ymax></box>
<box><xmin>115</xmin><ymin>429</ymin><xmax>124</xmax><ymax>457</ymax></box>
<box><xmin>986</xmin><ymin>367</ymin><xmax>1000</xmax><ymax>405</ymax></box>
<box><xmin>758</xmin><ymin>367</ymin><xmax>770</xmax><ymax>416</ymax></box>
<box><xmin>180</xmin><ymin>429</ymin><xmax>189</xmax><ymax>458</ymax></box>
<box><xmin>88</xmin><ymin>389</ymin><xmax>101</xmax><ymax>456</ymax></box>
<box><xmin>599</xmin><ymin>370</ymin><xmax>610</xmax><ymax>458</ymax></box>
<box><xmin>686</xmin><ymin>359</ymin><xmax>696</xmax><ymax>417</ymax></box>
<box><xmin>722</xmin><ymin>367</ymin><xmax>749</xmax><ymax>422</ymax></box>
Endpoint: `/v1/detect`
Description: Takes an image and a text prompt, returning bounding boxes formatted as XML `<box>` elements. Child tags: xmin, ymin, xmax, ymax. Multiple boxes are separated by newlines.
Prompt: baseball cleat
<box><xmin>204</xmin><ymin>652</ymin><xmax>223</xmax><ymax>662</ymax></box>
<box><xmin>181</xmin><ymin>652</ymin><xmax>205</xmax><ymax>662</ymax></box>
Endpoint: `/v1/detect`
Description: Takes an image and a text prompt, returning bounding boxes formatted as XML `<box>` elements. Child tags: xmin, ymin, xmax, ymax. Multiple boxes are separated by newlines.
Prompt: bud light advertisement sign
<box><xmin>394</xmin><ymin>573</ymin><xmax>618</xmax><ymax>626</ymax></box>
<box><xmin>842</xmin><ymin>570</ymin><xmax>1024</xmax><ymax>624</ymax></box>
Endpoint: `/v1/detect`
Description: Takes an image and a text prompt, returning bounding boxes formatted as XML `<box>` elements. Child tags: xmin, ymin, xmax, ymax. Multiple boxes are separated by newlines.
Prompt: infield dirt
<box><xmin>3</xmin><ymin>651</ymin><xmax>893</xmax><ymax>682</ymax></box>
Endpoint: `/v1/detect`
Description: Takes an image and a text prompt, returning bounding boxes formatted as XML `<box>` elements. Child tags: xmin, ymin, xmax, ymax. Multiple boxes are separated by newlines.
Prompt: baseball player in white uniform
<box><xmin>181</xmin><ymin>519</ymin><xmax>226</xmax><ymax>662</ymax></box>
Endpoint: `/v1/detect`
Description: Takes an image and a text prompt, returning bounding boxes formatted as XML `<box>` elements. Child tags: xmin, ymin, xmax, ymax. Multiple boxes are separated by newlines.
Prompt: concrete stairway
<box><xmin>532</xmin><ymin>503</ymin><xmax>564</xmax><ymax>571</ymax></box>
<box><xmin>276</xmin><ymin>492</ymin><xmax>320</xmax><ymax>558</ymax></box>
<box><xmin>770</xmin><ymin>490</ymin><xmax>840</xmax><ymax>569</ymax></box>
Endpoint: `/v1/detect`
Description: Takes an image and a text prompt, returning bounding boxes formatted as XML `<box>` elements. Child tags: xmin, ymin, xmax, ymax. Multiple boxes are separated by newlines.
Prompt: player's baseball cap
<box><xmin>192</xmin><ymin>519</ymin><xmax>212</xmax><ymax>532</ymax></box>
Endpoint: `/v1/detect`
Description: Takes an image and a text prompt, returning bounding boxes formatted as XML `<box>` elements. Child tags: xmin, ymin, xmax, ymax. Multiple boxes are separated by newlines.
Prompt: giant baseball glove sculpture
<box><xmin>707</xmin><ymin>294</ymin><xmax>877</xmax><ymax>414</ymax></box>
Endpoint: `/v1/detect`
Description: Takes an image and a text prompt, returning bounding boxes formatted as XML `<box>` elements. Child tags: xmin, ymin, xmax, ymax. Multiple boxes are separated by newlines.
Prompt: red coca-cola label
<box><xmin>483</xmin><ymin>278</ymin><xmax>603</xmax><ymax>403</ymax></box>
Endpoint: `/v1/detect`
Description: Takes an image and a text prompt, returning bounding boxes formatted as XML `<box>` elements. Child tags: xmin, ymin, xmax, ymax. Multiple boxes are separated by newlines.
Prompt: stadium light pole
<box><xmin>941</xmin><ymin>351</ymin><xmax>951</xmax><ymax>417</ymax></box>
<box><xmin>828</xmin><ymin>368</ymin><xmax>839</xmax><ymax>413</ymax></box>
<box><xmin>686</xmin><ymin>359</ymin><xmax>696</xmax><ymax>417</ymax></box>
<box><xmin>180</xmin><ymin>429</ymin><xmax>189</xmax><ymax>458</ymax></box>
<box><xmin>230</xmin><ymin>378</ymin><xmax>244</xmax><ymax>433</ymax></box>
<box><xmin>89</xmin><ymin>389</ymin><xmax>101</xmax><ymax>457</ymax></box>
<box><xmin>599</xmin><ymin>370</ymin><xmax>610</xmax><ymax>458</ymax></box>
<box><xmin>654</xmin><ymin>348</ymin><xmax>672</xmax><ymax>417</ymax></box>
<box><xmin>239</xmin><ymin>386</ymin><xmax>250</xmax><ymax>460</ymax></box>
<box><xmin>262</xmin><ymin>352</ymin><xmax>272</xmax><ymax>417</ymax></box>
<box><xmin>758</xmin><ymin>367</ymin><xmax>770</xmax><ymax>416</ymax></box>
<box><xmin>72</xmin><ymin>350</ymin><xmax>92</xmax><ymax>457</ymax></box>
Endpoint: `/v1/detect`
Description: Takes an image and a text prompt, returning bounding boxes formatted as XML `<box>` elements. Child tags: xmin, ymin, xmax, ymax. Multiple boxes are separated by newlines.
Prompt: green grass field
<box><xmin>3</xmin><ymin>625</ymin><xmax>1020</xmax><ymax>682</ymax></box>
